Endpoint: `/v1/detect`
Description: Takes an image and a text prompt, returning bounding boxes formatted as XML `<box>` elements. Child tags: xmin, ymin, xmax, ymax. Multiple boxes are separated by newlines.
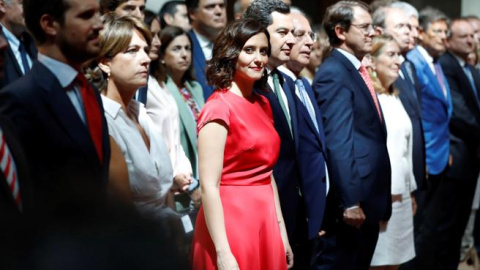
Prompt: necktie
<box><xmin>433</xmin><ymin>62</ymin><xmax>448</xmax><ymax>99</ymax></box>
<box><xmin>0</xmin><ymin>129</ymin><xmax>21</xmax><ymax>211</ymax></box>
<box><xmin>358</xmin><ymin>66</ymin><xmax>382</xmax><ymax>122</ymax></box>
<box><xmin>272</xmin><ymin>72</ymin><xmax>292</xmax><ymax>136</ymax></box>
<box><xmin>18</xmin><ymin>41</ymin><xmax>31</xmax><ymax>74</ymax></box>
<box><xmin>464</xmin><ymin>64</ymin><xmax>480</xmax><ymax>106</ymax></box>
<box><xmin>295</xmin><ymin>79</ymin><xmax>319</xmax><ymax>133</ymax></box>
<box><xmin>401</xmin><ymin>62</ymin><xmax>418</xmax><ymax>101</ymax></box>
<box><xmin>76</xmin><ymin>73</ymin><xmax>103</xmax><ymax>163</ymax></box>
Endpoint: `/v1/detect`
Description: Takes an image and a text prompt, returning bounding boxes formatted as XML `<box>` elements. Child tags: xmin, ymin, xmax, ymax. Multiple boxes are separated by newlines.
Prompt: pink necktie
<box><xmin>359</xmin><ymin>66</ymin><xmax>382</xmax><ymax>122</ymax></box>
<box><xmin>0</xmin><ymin>130</ymin><xmax>21</xmax><ymax>210</ymax></box>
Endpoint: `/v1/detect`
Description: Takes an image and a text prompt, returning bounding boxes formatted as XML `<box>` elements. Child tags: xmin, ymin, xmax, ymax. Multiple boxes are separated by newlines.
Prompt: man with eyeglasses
<box><xmin>403</xmin><ymin>6</ymin><xmax>453</xmax><ymax>270</ymax></box>
<box><xmin>276</xmin><ymin>8</ymin><xmax>329</xmax><ymax>270</ymax></box>
<box><xmin>312</xmin><ymin>1</ymin><xmax>391</xmax><ymax>270</ymax></box>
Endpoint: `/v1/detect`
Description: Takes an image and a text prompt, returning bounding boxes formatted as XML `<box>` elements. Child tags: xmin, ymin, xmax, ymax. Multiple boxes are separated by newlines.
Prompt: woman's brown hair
<box><xmin>206</xmin><ymin>19</ymin><xmax>270</xmax><ymax>90</ymax></box>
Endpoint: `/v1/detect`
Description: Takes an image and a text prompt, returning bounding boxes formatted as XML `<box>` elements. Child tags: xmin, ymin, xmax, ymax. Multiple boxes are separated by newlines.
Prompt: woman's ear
<box><xmin>98</xmin><ymin>59</ymin><xmax>111</xmax><ymax>77</ymax></box>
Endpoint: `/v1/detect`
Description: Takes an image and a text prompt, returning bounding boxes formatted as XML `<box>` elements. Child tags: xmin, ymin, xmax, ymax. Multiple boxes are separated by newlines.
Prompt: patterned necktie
<box><xmin>433</xmin><ymin>62</ymin><xmax>447</xmax><ymax>99</ymax></box>
<box><xmin>358</xmin><ymin>66</ymin><xmax>382</xmax><ymax>122</ymax></box>
<box><xmin>76</xmin><ymin>73</ymin><xmax>103</xmax><ymax>163</ymax></box>
<box><xmin>18</xmin><ymin>41</ymin><xmax>31</xmax><ymax>74</ymax></box>
<box><xmin>272</xmin><ymin>71</ymin><xmax>292</xmax><ymax>136</ymax></box>
<box><xmin>295</xmin><ymin>79</ymin><xmax>319</xmax><ymax>133</ymax></box>
<box><xmin>0</xmin><ymin>129</ymin><xmax>21</xmax><ymax>211</ymax></box>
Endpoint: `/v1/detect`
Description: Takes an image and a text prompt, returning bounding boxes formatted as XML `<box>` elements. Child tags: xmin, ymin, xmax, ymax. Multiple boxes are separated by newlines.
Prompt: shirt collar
<box><xmin>335</xmin><ymin>48</ymin><xmax>362</xmax><ymax>70</ymax></box>
<box><xmin>417</xmin><ymin>45</ymin><xmax>434</xmax><ymax>64</ymax></box>
<box><xmin>277</xmin><ymin>65</ymin><xmax>298</xmax><ymax>80</ymax></box>
<box><xmin>37</xmin><ymin>53</ymin><xmax>78</xmax><ymax>88</ymax></box>
<box><xmin>1</xmin><ymin>23</ymin><xmax>19</xmax><ymax>50</ymax></box>
<box><xmin>101</xmin><ymin>95</ymin><xmax>141</xmax><ymax>120</ymax></box>
<box><xmin>193</xmin><ymin>29</ymin><xmax>212</xmax><ymax>49</ymax></box>
<box><xmin>399</xmin><ymin>55</ymin><xmax>406</xmax><ymax>65</ymax></box>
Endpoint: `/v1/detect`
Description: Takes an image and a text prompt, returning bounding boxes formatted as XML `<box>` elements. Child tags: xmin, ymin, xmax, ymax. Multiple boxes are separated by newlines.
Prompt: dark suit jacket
<box><xmin>284</xmin><ymin>75</ymin><xmax>328</xmax><ymax>240</ymax></box>
<box><xmin>257</xmin><ymin>70</ymin><xmax>301</xmax><ymax>239</ymax></box>
<box><xmin>188</xmin><ymin>30</ymin><xmax>214</xmax><ymax>100</ymax></box>
<box><xmin>0</xmin><ymin>116</ymin><xmax>33</xmax><ymax>270</ymax></box>
<box><xmin>313</xmin><ymin>49</ymin><xmax>391</xmax><ymax>223</ymax></box>
<box><xmin>0</xmin><ymin>61</ymin><xmax>110</xmax><ymax>220</ymax></box>
<box><xmin>0</xmin><ymin>30</ymin><xmax>37</xmax><ymax>88</ymax></box>
<box><xmin>439</xmin><ymin>51</ymin><xmax>480</xmax><ymax>179</ymax></box>
<box><xmin>395</xmin><ymin>62</ymin><xmax>426</xmax><ymax>190</ymax></box>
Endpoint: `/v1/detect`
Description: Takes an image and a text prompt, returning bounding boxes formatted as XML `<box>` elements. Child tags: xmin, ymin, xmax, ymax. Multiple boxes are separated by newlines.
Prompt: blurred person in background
<box><xmin>0</xmin><ymin>0</ymin><xmax>37</xmax><ymax>88</ymax></box>
<box><xmin>159</xmin><ymin>1</ymin><xmax>191</xmax><ymax>32</ymax></box>
<box><xmin>100</xmin><ymin>0</ymin><xmax>146</xmax><ymax>20</ymax></box>
<box><xmin>300</xmin><ymin>24</ymin><xmax>329</xmax><ymax>84</ymax></box>
<box><xmin>185</xmin><ymin>0</ymin><xmax>226</xmax><ymax>99</ymax></box>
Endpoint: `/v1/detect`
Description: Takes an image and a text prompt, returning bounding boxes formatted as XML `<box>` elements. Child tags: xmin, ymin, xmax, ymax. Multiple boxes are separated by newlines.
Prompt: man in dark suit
<box><xmin>373</xmin><ymin>4</ymin><xmax>426</xmax><ymax>196</ymax></box>
<box><xmin>0</xmin><ymin>0</ymin><xmax>110</xmax><ymax>223</ymax></box>
<box><xmin>278</xmin><ymin>10</ymin><xmax>329</xmax><ymax>269</ymax></box>
<box><xmin>244</xmin><ymin>0</ymin><xmax>307</xmax><ymax>264</ymax></box>
<box><xmin>313</xmin><ymin>1</ymin><xmax>391</xmax><ymax>269</ymax></box>
<box><xmin>0</xmin><ymin>0</ymin><xmax>37</xmax><ymax>88</ymax></box>
<box><xmin>435</xmin><ymin>18</ymin><xmax>480</xmax><ymax>270</ymax></box>
<box><xmin>185</xmin><ymin>0</ymin><xmax>226</xmax><ymax>99</ymax></box>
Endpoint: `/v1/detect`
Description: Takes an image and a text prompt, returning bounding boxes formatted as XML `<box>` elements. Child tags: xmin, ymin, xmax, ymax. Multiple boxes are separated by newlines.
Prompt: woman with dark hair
<box><xmin>368</xmin><ymin>35</ymin><xmax>417</xmax><ymax>270</ymax></box>
<box><xmin>191</xmin><ymin>19</ymin><xmax>293</xmax><ymax>270</ymax></box>
<box><xmin>156</xmin><ymin>26</ymin><xmax>204</xmax><ymax>189</ymax></box>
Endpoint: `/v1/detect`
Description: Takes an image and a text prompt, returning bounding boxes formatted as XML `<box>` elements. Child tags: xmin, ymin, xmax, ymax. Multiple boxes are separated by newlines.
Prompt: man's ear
<box><xmin>0</xmin><ymin>0</ymin><xmax>6</xmax><ymax>15</ymax></box>
<box><xmin>334</xmin><ymin>25</ymin><xmax>347</xmax><ymax>42</ymax></box>
<box><xmin>417</xmin><ymin>27</ymin><xmax>425</xmax><ymax>42</ymax></box>
<box><xmin>375</xmin><ymin>26</ymin><xmax>384</xmax><ymax>36</ymax></box>
<box><xmin>39</xmin><ymin>14</ymin><xmax>60</xmax><ymax>37</ymax></box>
<box><xmin>164</xmin><ymin>13</ymin><xmax>173</xmax><ymax>25</ymax></box>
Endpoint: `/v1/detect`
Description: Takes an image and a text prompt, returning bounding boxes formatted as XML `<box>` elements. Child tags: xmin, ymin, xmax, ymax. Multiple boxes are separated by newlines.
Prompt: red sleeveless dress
<box><xmin>191</xmin><ymin>90</ymin><xmax>286</xmax><ymax>270</ymax></box>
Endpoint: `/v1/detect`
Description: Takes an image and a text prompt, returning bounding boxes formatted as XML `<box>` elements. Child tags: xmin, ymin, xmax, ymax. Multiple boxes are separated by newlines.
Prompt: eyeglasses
<box><xmin>350</xmin><ymin>23</ymin><xmax>376</xmax><ymax>34</ymax></box>
<box><xmin>293</xmin><ymin>31</ymin><xmax>318</xmax><ymax>42</ymax></box>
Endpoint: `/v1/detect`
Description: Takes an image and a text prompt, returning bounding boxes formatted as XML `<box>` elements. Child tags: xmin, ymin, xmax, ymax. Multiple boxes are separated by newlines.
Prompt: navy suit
<box><xmin>312</xmin><ymin>49</ymin><xmax>391</xmax><ymax>270</ymax></box>
<box><xmin>257</xmin><ymin>71</ymin><xmax>301</xmax><ymax>241</ymax></box>
<box><xmin>0</xmin><ymin>30</ymin><xmax>37</xmax><ymax>88</ymax></box>
<box><xmin>395</xmin><ymin>62</ymin><xmax>426</xmax><ymax>191</ymax></box>
<box><xmin>0</xmin><ymin>61</ymin><xmax>110</xmax><ymax>221</ymax></box>
<box><xmin>188</xmin><ymin>30</ymin><xmax>214</xmax><ymax>100</ymax></box>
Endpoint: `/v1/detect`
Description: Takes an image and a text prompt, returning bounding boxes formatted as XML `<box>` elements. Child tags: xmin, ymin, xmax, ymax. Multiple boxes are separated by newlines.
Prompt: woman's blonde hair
<box><xmin>84</xmin><ymin>13</ymin><xmax>152</xmax><ymax>91</ymax></box>
<box><xmin>368</xmin><ymin>34</ymin><xmax>398</xmax><ymax>95</ymax></box>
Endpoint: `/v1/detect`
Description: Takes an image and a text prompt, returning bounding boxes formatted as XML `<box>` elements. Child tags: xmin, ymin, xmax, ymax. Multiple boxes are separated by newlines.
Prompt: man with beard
<box><xmin>0</xmin><ymin>0</ymin><xmax>110</xmax><ymax>226</ymax></box>
<box><xmin>0</xmin><ymin>0</ymin><xmax>37</xmax><ymax>87</ymax></box>
<box><xmin>313</xmin><ymin>1</ymin><xmax>391</xmax><ymax>269</ymax></box>
<box><xmin>185</xmin><ymin>0</ymin><xmax>226</xmax><ymax>99</ymax></box>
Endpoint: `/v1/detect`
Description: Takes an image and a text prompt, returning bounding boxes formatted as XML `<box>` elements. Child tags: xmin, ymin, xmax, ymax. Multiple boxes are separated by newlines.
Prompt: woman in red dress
<box><xmin>191</xmin><ymin>19</ymin><xmax>293</xmax><ymax>270</ymax></box>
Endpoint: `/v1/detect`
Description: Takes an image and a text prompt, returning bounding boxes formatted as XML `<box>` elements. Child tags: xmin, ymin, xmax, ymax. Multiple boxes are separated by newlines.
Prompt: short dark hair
<box><xmin>418</xmin><ymin>6</ymin><xmax>449</xmax><ymax>32</ymax></box>
<box><xmin>206</xmin><ymin>19</ymin><xmax>270</xmax><ymax>90</ymax></box>
<box><xmin>100</xmin><ymin>0</ymin><xmax>128</xmax><ymax>13</ymax></box>
<box><xmin>159</xmin><ymin>1</ymin><xmax>184</xmax><ymax>28</ymax></box>
<box><xmin>159</xmin><ymin>26</ymin><xmax>195</xmax><ymax>83</ymax></box>
<box><xmin>143</xmin><ymin>9</ymin><xmax>158</xmax><ymax>28</ymax></box>
<box><xmin>23</xmin><ymin>0</ymin><xmax>69</xmax><ymax>44</ymax></box>
<box><xmin>323</xmin><ymin>0</ymin><xmax>370</xmax><ymax>47</ymax></box>
<box><xmin>243</xmin><ymin>0</ymin><xmax>290</xmax><ymax>28</ymax></box>
<box><xmin>185</xmin><ymin>0</ymin><xmax>199</xmax><ymax>12</ymax></box>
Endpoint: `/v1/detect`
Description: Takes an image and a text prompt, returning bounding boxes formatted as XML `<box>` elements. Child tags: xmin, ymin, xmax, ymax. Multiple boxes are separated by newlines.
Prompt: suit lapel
<box><xmin>332</xmin><ymin>50</ymin><xmax>387</xmax><ymax>137</ymax></box>
<box><xmin>33</xmin><ymin>63</ymin><xmax>100</xmax><ymax>164</ymax></box>
<box><xmin>302</xmin><ymin>78</ymin><xmax>326</xmax><ymax>148</ymax></box>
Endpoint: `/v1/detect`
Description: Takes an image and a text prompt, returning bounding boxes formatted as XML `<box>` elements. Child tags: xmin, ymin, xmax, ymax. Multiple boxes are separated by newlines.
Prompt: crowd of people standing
<box><xmin>0</xmin><ymin>0</ymin><xmax>479</xmax><ymax>270</ymax></box>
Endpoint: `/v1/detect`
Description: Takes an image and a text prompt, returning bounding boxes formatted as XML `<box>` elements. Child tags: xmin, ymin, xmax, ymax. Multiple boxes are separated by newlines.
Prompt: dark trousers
<box><xmin>401</xmin><ymin>167</ymin><xmax>479</xmax><ymax>270</ymax></box>
<box><xmin>291</xmin><ymin>200</ymin><xmax>314</xmax><ymax>270</ymax></box>
<box><xmin>312</xmin><ymin>201</ymin><xmax>380</xmax><ymax>270</ymax></box>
